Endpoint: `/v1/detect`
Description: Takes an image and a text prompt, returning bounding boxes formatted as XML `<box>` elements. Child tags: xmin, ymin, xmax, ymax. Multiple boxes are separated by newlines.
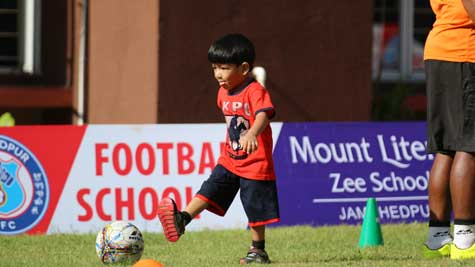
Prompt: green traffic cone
<box><xmin>359</xmin><ymin>197</ymin><xmax>383</xmax><ymax>248</ymax></box>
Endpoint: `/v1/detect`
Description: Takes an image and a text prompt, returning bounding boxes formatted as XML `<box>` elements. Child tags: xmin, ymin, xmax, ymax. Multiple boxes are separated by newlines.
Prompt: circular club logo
<box><xmin>0</xmin><ymin>135</ymin><xmax>49</xmax><ymax>235</ymax></box>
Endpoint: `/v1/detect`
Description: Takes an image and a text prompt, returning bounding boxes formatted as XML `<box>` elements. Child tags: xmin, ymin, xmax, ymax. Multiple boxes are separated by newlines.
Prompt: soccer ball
<box><xmin>95</xmin><ymin>221</ymin><xmax>145</xmax><ymax>264</ymax></box>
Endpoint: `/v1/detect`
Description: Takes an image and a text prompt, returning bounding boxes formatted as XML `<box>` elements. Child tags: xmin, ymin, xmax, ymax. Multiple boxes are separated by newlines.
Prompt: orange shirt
<box><xmin>216</xmin><ymin>78</ymin><xmax>276</xmax><ymax>181</ymax></box>
<box><xmin>424</xmin><ymin>0</ymin><xmax>475</xmax><ymax>62</ymax></box>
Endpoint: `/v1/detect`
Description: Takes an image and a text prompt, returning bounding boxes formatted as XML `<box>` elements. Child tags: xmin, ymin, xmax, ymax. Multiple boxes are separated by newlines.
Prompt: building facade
<box><xmin>1</xmin><ymin>0</ymin><xmax>378</xmax><ymax>124</ymax></box>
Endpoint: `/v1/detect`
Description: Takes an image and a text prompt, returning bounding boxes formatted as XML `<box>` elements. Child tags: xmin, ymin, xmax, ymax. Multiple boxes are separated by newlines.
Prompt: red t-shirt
<box><xmin>216</xmin><ymin>78</ymin><xmax>276</xmax><ymax>181</ymax></box>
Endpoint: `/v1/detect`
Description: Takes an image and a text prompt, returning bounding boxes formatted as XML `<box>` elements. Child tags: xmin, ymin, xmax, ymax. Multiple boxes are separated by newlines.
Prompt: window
<box><xmin>0</xmin><ymin>0</ymin><xmax>41</xmax><ymax>75</ymax></box>
<box><xmin>0</xmin><ymin>0</ymin><xmax>71</xmax><ymax>125</ymax></box>
<box><xmin>372</xmin><ymin>0</ymin><xmax>434</xmax><ymax>82</ymax></box>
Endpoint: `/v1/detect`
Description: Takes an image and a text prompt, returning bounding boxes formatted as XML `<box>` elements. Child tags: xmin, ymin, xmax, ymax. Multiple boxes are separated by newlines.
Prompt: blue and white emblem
<box><xmin>0</xmin><ymin>135</ymin><xmax>49</xmax><ymax>235</ymax></box>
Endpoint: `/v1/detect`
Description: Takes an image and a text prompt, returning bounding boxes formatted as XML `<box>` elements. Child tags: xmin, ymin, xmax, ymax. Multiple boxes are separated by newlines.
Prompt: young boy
<box><xmin>157</xmin><ymin>33</ymin><xmax>280</xmax><ymax>264</ymax></box>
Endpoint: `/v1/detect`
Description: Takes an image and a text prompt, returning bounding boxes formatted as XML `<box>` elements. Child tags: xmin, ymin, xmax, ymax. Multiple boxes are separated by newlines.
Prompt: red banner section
<box><xmin>0</xmin><ymin>126</ymin><xmax>86</xmax><ymax>234</ymax></box>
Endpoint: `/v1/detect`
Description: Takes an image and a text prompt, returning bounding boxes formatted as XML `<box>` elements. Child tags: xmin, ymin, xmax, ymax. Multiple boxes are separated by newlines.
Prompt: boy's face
<box><xmin>211</xmin><ymin>63</ymin><xmax>249</xmax><ymax>90</ymax></box>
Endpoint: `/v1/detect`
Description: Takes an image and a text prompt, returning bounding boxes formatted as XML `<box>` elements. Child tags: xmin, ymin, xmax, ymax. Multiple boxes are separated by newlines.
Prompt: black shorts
<box><xmin>426</xmin><ymin>60</ymin><xmax>475</xmax><ymax>153</ymax></box>
<box><xmin>196</xmin><ymin>164</ymin><xmax>280</xmax><ymax>227</ymax></box>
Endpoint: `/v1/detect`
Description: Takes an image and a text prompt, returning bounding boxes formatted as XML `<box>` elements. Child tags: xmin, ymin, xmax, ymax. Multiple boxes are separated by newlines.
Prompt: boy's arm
<box><xmin>239</xmin><ymin>112</ymin><xmax>269</xmax><ymax>154</ymax></box>
<box><xmin>463</xmin><ymin>0</ymin><xmax>475</xmax><ymax>23</ymax></box>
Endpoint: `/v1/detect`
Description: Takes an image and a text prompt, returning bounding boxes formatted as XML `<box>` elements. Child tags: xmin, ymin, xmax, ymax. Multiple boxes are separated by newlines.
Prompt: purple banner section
<box><xmin>273</xmin><ymin>122</ymin><xmax>432</xmax><ymax>226</ymax></box>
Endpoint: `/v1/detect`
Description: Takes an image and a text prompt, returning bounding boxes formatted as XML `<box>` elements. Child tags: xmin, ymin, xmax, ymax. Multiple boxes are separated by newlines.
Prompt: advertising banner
<box><xmin>0</xmin><ymin>122</ymin><xmax>431</xmax><ymax>235</ymax></box>
<box><xmin>0</xmin><ymin>124</ymin><xmax>285</xmax><ymax>235</ymax></box>
<box><xmin>274</xmin><ymin>122</ymin><xmax>432</xmax><ymax>226</ymax></box>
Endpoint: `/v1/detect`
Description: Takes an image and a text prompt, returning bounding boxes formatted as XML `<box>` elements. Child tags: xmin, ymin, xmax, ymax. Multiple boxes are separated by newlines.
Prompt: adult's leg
<box><xmin>429</xmin><ymin>153</ymin><xmax>453</xmax><ymax>221</ymax></box>
<box><xmin>451</xmin><ymin>151</ymin><xmax>475</xmax><ymax>251</ymax></box>
<box><xmin>451</xmin><ymin>152</ymin><xmax>475</xmax><ymax>219</ymax></box>
<box><xmin>424</xmin><ymin>153</ymin><xmax>454</xmax><ymax>253</ymax></box>
<box><xmin>447</xmin><ymin>63</ymin><xmax>475</xmax><ymax>257</ymax></box>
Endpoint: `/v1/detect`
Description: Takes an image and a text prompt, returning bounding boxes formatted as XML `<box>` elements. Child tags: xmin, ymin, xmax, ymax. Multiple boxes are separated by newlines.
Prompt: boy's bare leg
<box><xmin>184</xmin><ymin>197</ymin><xmax>209</xmax><ymax>218</ymax></box>
<box><xmin>429</xmin><ymin>153</ymin><xmax>453</xmax><ymax>221</ymax></box>
<box><xmin>240</xmin><ymin>225</ymin><xmax>271</xmax><ymax>264</ymax></box>
<box><xmin>250</xmin><ymin>225</ymin><xmax>265</xmax><ymax>242</ymax></box>
<box><xmin>451</xmin><ymin>151</ymin><xmax>475</xmax><ymax>250</ymax></box>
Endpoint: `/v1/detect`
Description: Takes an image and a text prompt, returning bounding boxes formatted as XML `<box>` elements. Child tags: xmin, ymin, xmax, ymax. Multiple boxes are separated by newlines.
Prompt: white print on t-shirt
<box><xmin>221</xmin><ymin>101</ymin><xmax>251</xmax><ymax>116</ymax></box>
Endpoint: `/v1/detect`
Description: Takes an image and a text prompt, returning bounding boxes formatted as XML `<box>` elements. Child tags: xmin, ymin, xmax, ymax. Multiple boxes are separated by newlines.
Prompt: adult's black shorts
<box><xmin>426</xmin><ymin>60</ymin><xmax>475</xmax><ymax>153</ymax></box>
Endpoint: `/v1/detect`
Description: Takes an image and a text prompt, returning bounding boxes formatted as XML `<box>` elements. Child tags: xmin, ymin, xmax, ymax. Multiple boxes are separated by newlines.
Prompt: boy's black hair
<box><xmin>208</xmin><ymin>33</ymin><xmax>255</xmax><ymax>69</ymax></box>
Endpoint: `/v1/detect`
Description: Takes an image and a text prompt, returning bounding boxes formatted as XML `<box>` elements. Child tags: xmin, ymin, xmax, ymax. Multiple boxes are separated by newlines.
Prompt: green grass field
<box><xmin>0</xmin><ymin>223</ymin><xmax>473</xmax><ymax>267</ymax></box>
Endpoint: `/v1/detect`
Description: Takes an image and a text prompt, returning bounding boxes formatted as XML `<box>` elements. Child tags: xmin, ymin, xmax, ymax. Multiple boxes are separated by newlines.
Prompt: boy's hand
<box><xmin>239</xmin><ymin>133</ymin><xmax>258</xmax><ymax>154</ymax></box>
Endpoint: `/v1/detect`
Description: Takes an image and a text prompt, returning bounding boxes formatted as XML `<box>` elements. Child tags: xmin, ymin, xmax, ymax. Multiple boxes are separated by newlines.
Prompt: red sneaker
<box><xmin>157</xmin><ymin>198</ymin><xmax>185</xmax><ymax>242</ymax></box>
